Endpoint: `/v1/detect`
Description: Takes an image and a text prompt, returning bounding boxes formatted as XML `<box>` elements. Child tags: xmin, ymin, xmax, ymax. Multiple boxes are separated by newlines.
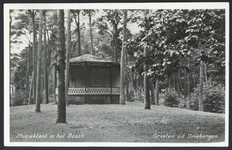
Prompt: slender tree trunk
<box><xmin>176</xmin><ymin>73</ymin><xmax>180</xmax><ymax>97</ymax></box>
<box><xmin>53</xmin><ymin>65</ymin><xmax>57</xmax><ymax>104</ymax></box>
<box><xmin>65</xmin><ymin>10</ymin><xmax>71</xmax><ymax>106</ymax></box>
<box><xmin>32</xmin><ymin>10</ymin><xmax>36</xmax><ymax>104</ymax></box>
<box><xmin>46</xmin><ymin>29</ymin><xmax>51</xmax><ymax>66</ymax></box>
<box><xmin>88</xmin><ymin>10</ymin><xmax>94</xmax><ymax>55</ymax></box>
<box><xmin>77</xmin><ymin>10</ymin><xmax>81</xmax><ymax>56</ymax></box>
<box><xmin>28</xmin><ymin>71</ymin><xmax>34</xmax><ymax>104</ymax></box>
<box><xmin>204</xmin><ymin>62</ymin><xmax>208</xmax><ymax>85</ymax></box>
<box><xmin>56</xmin><ymin>10</ymin><xmax>66</xmax><ymax>123</ymax></box>
<box><xmin>188</xmin><ymin>61</ymin><xmax>191</xmax><ymax>99</ymax></box>
<box><xmin>173</xmin><ymin>74</ymin><xmax>175</xmax><ymax>91</ymax></box>
<box><xmin>119</xmin><ymin>10</ymin><xmax>127</xmax><ymax>105</ymax></box>
<box><xmin>125</xmin><ymin>42</ymin><xmax>129</xmax><ymax>102</ymax></box>
<box><xmin>25</xmin><ymin>44</ymin><xmax>30</xmax><ymax>104</ymax></box>
<box><xmin>43</xmin><ymin>11</ymin><xmax>49</xmax><ymax>104</ymax></box>
<box><xmin>144</xmin><ymin>10</ymin><xmax>150</xmax><ymax>109</ymax></box>
<box><xmin>155</xmin><ymin>80</ymin><xmax>159</xmax><ymax>105</ymax></box>
<box><xmin>143</xmin><ymin>48</ymin><xmax>150</xmax><ymax>109</ymax></box>
<box><xmin>35</xmin><ymin>10</ymin><xmax>43</xmax><ymax>112</ymax></box>
<box><xmin>115</xmin><ymin>26</ymin><xmax>118</xmax><ymax>62</ymax></box>
<box><xmin>168</xmin><ymin>76</ymin><xmax>172</xmax><ymax>90</ymax></box>
<box><xmin>199</xmin><ymin>61</ymin><xmax>204</xmax><ymax>111</ymax></box>
<box><xmin>184</xmin><ymin>69</ymin><xmax>187</xmax><ymax>101</ymax></box>
<box><xmin>193</xmin><ymin>60</ymin><xmax>196</xmax><ymax>88</ymax></box>
<box><xmin>149</xmin><ymin>80</ymin><xmax>155</xmax><ymax>105</ymax></box>
<box><xmin>178</xmin><ymin>70</ymin><xmax>182</xmax><ymax>94</ymax></box>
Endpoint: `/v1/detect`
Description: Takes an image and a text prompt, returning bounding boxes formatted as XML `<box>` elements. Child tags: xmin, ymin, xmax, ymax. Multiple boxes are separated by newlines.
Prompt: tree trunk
<box><xmin>112</xmin><ymin>23</ymin><xmax>118</xmax><ymax>62</ymax></box>
<box><xmin>89</xmin><ymin>10</ymin><xmax>94</xmax><ymax>55</ymax></box>
<box><xmin>183</xmin><ymin>69</ymin><xmax>187</xmax><ymax>101</ymax></box>
<box><xmin>155</xmin><ymin>80</ymin><xmax>159</xmax><ymax>105</ymax></box>
<box><xmin>125</xmin><ymin>43</ymin><xmax>129</xmax><ymax>102</ymax></box>
<box><xmin>199</xmin><ymin>61</ymin><xmax>204</xmax><ymax>111</ymax></box>
<box><xmin>119</xmin><ymin>10</ymin><xmax>127</xmax><ymax>105</ymax></box>
<box><xmin>53</xmin><ymin>65</ymin><xmax>57</xmax><ymax>104</ymax></box>
<box><xmin>46</xmin><ymin>29</ymin><xmax>51</xmax><ymax>66</ymax></box>
<box><xmin>43</xmin><ymin>11</ymin><xmax>49</xmax><ymax>104</ymax></box>
<box><xmin>144</xmin><ymin>10</ymin><xmax>150</xmax><ymax>109</ymax></box>
<box><xmin>143</xmin><ymin>49</ymin><xmax>150</xmax><ymax>109</ymax></box>
<box><xmin>28</xmin><ymin>71</ymin><xmax>34</xmax><ymax>104</ymax></box>
<box><xmin>56</xmin><ymin>10</ymin><xmax>66</xmax><ymax>123</ymax></box>
<box><xmin>35</xmin><ymin>10</ymin><xmax>43</xmax><ymax>113</ymax></box>
<box><xmin>25</xmin><ymin>44</ymin><xmax>30</xmax><ymax>104</ymax></box>
<box><xmin>65</xmin><ymin>10</ymin><xmax>71</xmax><ymax>106</ymax></box>
<box><xmin>32</xmin><ymin>10</ymin><xmax>36</xmax><ymax>104</ymax></box>
<box><xmin>77</xmin><ymin>10</ymin><xmax>81</xmax><ymax>56</ymax></box>
<box><xmin>178</xmin><ymin>70</ymin><xmax>182</xmax><ymax>95</ymax></box>
<box><xmin>173</xmin><ymin>74</ymin><xmax>175</xmax><ymax>91</ymax></box>
<box><xmin>176</xmin><ymin>73</ymin><xmax>180</xmax><ymax>97</ymax></box>
<box><xmin>168</xmin><ymin>76</ymin><xmax>171</xmax><ymax>90</ymax></box>
<box><xmin>149</xmin><ymin>80</ymin><xmax>155</xmax><ymax>105</ymax></box>
<box><xmin>188</xmin><ymin>61</ymin><xmax>191</xmax><ymax>99</ymax></box>
<box><xmin>204</xmin><ymin>62</ymin><xmax>208</xmax><ymax>85</ymax></box>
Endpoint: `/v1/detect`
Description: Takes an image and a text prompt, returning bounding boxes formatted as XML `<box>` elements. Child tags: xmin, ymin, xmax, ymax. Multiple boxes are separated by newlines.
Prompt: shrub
<box><xmin>12</xmin><ymin>90</ymin><xmax>26</xmax><ymax>106</ymax></box>
<box><xmin>190</xmin><ymin>82</ymin><xmax>225</xmax><ymax>113</ymax></box>
<box><xmin>189</xmin><ymin>98</ymin><xmax>199</xmax><ymax>111</ymax></box>
<box><xmin>131</xmin><ymin>87</ymin><xmax>144</xmax><ymax>102</ymax></box>
<box><xmin>203</xmin><ymin>84</ymin><xmax>225</xmax><ymax>113</ymax></box>
<box><xmin>164</xmin><ymin>89</ymin><xmax>179</xmax><ymax>107</ymax></box>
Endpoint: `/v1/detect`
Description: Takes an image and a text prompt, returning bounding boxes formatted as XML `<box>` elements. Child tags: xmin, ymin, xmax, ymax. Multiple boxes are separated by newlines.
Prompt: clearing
<box><xmin>10</xmin><ymin>102</ymin><xmax>225</xmax><ymax>143</ymax></box>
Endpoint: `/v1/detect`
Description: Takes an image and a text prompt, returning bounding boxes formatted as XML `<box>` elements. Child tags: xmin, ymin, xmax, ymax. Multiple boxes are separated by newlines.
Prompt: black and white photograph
<box><xmin>4</xmin><ymin>3</ymin><xmax>229</xmax><ymax>147</ymax></box>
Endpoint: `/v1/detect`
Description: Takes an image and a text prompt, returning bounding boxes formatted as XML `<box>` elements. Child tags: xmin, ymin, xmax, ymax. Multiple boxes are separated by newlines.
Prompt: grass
<box><xmin>10</xmin><ymin>102</ymin><xmax>225</xmax><ymax>143</ymax></box>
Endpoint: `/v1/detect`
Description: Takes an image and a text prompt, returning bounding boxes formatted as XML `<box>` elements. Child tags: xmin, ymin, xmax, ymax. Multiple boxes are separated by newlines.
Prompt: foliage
<box><xmin>12</xmin><ymin>90</ymin><xmax>26</xmax><ymax>106</ymax></box>
<box><xmin>163</xmin><ymin>89</ymin><xmax>179</xmax><ymax>107</ymax></box>
<box><xmin>129</xmin><ymin>9</ymin><xmax>225</xmax><ymax>86</ymax></box>
<box><xmin>203</xmin><ymin>83</ymin><xmax>225</xmax><ymax>113</ymax></box>
<box><xmin>190</xmin><ymin>82</ymin><xmax>225</xmax><ymax>113</ymax></box>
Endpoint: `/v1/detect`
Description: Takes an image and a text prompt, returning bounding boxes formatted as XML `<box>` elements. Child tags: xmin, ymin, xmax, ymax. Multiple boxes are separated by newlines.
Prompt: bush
<box><xmin>190</xmin><ymin>83</ymin><xmax>225</xmax><ymax>113</ymax></box>
<box><xmin>164</xmin><ymin>89</ymin><xmax>179</xmax><ymax>107</ymax></box>
<box><xmin>203</xmin><ymin>84</ymin><xmax>225</xmax><ymax>113</ymax></box>
<box><xmin>189</xmin><ymin>98</ymin><xmax>199</xmax><ymax>111</ymax></box>
<box><xmin>12</xmin><ymin>90</ymin><xmax>26</xmax><ymax>106</ymax></box>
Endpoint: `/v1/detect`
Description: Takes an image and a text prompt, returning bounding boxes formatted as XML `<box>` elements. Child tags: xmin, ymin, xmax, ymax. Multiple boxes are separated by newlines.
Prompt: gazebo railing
<box><xmin>66</xmin><ymin>87</ymin><xmax>120</xmax><ymax>95</ymax></box>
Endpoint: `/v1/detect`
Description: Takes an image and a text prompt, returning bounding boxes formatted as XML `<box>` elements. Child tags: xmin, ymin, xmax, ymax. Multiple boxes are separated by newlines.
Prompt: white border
<box><xmin>4</xmin><ymin>3</ymin><xmax>229</xmax><ymax>147</ymax></box>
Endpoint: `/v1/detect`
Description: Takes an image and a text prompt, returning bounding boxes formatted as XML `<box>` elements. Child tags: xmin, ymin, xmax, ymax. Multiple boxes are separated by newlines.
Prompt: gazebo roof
<box><xmin>69</xmin><ymin>54</ymin><xmax>119</xmax><ymax>66</ymax></box>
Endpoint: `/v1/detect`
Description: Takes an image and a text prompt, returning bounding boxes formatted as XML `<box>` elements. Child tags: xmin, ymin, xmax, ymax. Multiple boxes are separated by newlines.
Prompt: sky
<box><xmin>10</xmin><ymin>10</ymin><xmax>142</xmax><ymax>54</ymax></box>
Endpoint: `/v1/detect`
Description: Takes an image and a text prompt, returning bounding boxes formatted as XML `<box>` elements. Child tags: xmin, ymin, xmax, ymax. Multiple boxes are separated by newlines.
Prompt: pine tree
<box><xmin>35</xmin><ymin>10</ymin><xmax>43</xmax><ymax>112</ymax></box>
<box><xmin>56</xmin><ymin>10</ymin><xmax>66</xmax><ymax>123</ymax></box>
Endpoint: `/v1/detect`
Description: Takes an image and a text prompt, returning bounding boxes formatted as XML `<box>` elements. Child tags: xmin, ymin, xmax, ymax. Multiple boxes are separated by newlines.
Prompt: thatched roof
<box><xmin>69</xmin><ymin>54</ymin><xmax>119</xmax><ymax>66</ymax></box>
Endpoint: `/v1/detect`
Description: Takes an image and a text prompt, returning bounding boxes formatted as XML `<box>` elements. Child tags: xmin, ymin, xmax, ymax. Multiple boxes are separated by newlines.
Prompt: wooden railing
<box><xmin>66</xmin><ymin>87</ymin><xmax>120</xmax><ymax>95</ymax></box>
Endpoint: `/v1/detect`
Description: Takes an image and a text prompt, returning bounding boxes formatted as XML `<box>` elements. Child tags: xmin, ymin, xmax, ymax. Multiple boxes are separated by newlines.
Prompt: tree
<box><xmin>143</xmin><ymin>9</ymin><xmax>150</xmax><ymax>109</ymax></box>
<box><xmin>10</xmin><ymin>10</ymin><xmax>34</xmax><ymax>104</ymax></box>
<box><xmin>65</xmin><ymin>9</ymin><xmax>71</xmax><ymax>106</ymax></box>
<box><xmin>43</xmin><ymin>10</ymin><xmax>49</xmax><ymax>104</ymax></box>
<box><xmin>28</xmin><ymin>9</ymin><xmax>37</xmax><ymax>104</ymax></box>
<box><xmin>35</xmin><ymin>10</ymin><xmax>43</xmax><ymax>112</ymax></box>
<box><xmin>83</xmin><ymin>10</ymin><xmax>95</xmax><ymax>55</ymax></box>
<box><xmin>119</xmin><ymin>10</ymin><xmax>127</xmax><ymax>105</ymax></box>
<box><xmin>71</xmin><ymin>10</ymin><xmax>81</xmax><ymax>56</ymax></box>
<box><xmin>199</xmin><ymin>60</ymin><xmax>204</xmax><ymax>111</ymax></box>
<box><xmin>25</xmin><ymin>44</ymin><xmax>31</xmax><ymax>104</ymax></box>
<box><xmin>56</xmin><ymin>9</ymin><xmax>66</xmax><ymax>123</ymax></box>
<box><xmin>95</xmin><ymin>10</ymin><xmax>123</xmax><ymax>62</ymax></box>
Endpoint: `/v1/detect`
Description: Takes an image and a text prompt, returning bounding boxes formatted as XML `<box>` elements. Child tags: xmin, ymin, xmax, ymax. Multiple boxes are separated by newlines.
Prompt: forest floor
<box><xmin>9</xmin><ymin>102</ymin><xmax>225</xmax><ymax>143</ymax></box>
